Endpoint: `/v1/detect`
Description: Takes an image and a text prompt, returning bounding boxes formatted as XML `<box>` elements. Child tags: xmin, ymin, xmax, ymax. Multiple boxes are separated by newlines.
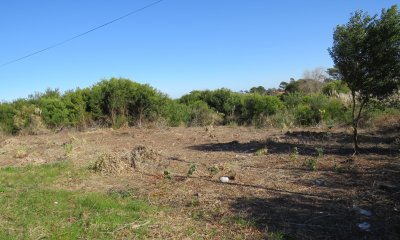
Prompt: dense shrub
<box><xmin>282</xmin><ymin>92</ymin><xmax>304</xmax><ymax>109</ymax></box>
<box><xmin>0</xmin><ymin>103</ymin><xmax>17</xmax><ymax>134</ymax></box>
<box><xmin>239</xmin><ymin>94</ymin><xmax>283</xmax><ymax>125</ymax></box>
<box><xmin>294</xmin><ymin>104</ymin><xmax>317</xmax><ymax>126</ymax></box>
<box><xmin>162</xmin><ymin>100</ymin><xmax>190</xmax><ymax>127</ymax></box>
<box><xmin>63</xmin><ymin>89</ymin><xmax>87</xmax><ymax>127</ymax></box>
<box><xmin>322</xmin><ymin>80</ymin><xmax>350</xmax><ymax>96</ymax></box>
<box><xmin>39</xmin><ymin>98</ymin><xmax>69</xmax><ymax>128</ymax></box>
<box><xmin>0</xmin><ymin>77</ymin><xmax>387</xmax><ymax>134</ymax></box>
<box><xmin>188</xmin><ymin>101</ymin><xmax>222</xmax><ymax>126</ymax></box>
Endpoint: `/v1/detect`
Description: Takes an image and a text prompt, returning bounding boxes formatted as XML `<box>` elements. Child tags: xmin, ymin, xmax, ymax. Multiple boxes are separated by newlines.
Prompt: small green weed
<box><xmin>305</xmin><ymin>158</ymin><xmax>318</xmax><ymax>171</ymax></box>
<box><xmin>223</xmin><ymin>215</ymin><xmax>255</xmax><ymax>228</ymax></box>
<box><xmin>63</xmin><ymin>143</ymin><xmax>73</xmax><ymax>155</ymax></box>
<box><xmin>164</xmin><ymin>169</ymin><xmax>172</xmax><ymax>180</ymax></box>
<box><xmin>187</xmin><ymin>164</ymin><xmax>197</xmax><ymax>177</ymax></box>
<box><xmin>207</xmin><ymin>166</ymin><xmax>220</xmax><ymax>176</ymax></box>
<box><xmin>334</xmin><ymin>163</ymin><xmax>344</xmax><ymax>173</ymax></box>
<box><xmin>255</xmin><ymin>147</ymin><xmax>268</xmax><ymax>156</ymax></box>
<box><xmin>267</xmin><ymin>231</ymin><xmax>287</xmax><ymax>240</ymax></box>
<box><xmin>107</xmin><ymin>187</ymin><xmax>136</xmax><ymax>199</ymax></box>
<box><xmin>190</xmin><ymin>196</ymin><xmax>200</xmax><ymax>207</ymax></box>
<box><xmin>289</xmin><ymin>147</ymin><xmax>299</xmax><ymax>161</ymax></box>
<box><xmin>315</xmin><ymin>147</ymin><xmax>324</xmax><ymax>157</ymax></box>
<box><xmin>191</xmin><ymin>210</ymin><xmax>205</xmax><ymax>221</ymax></box>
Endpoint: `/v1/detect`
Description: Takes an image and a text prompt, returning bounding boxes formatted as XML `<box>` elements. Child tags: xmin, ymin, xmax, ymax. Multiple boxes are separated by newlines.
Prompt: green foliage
<box><xmin>322</xmin><ymin>80</ymin><xmax>350</xmax><ymax>96</ymax></box>
<box><xmin>265</xmin><ymin>110</ymin><xmax>294</xmax><ymax>128</ymax></box>
<box><xmin>188</xmin><ymin>101</ymin><xmax>222</xmax><ymax>126</ymax></box>
<box><xmin>249</xmin><ymin>86</ymin><xmax>267</xmax><ymax>95</ymax></box>
<box><xmin>162</xmin><ymin>100</ymin><xmax>190</xmax><ymax>127</ymax></box>
<box><xmin>0</xmin><ymin>74</ymin><xmax>396</xmax><ymax>134</ymax></box>
<box><xmin>207</xmin><ymin>166</ymin><xmax>220</xmax><ymax>176</ymax></box>
<box><xmin>187</xmin><ymin>164</ymin><xmax>197</xmax><ymax>177</ymax></box>
<box><xmin>334</xmin><ymin>163</ymin><xmax>344</xmax><ymax>173</ymax></box>
<box><xmin>255</xmin><ymin>147</ymin><xmax>268</xmax><ymax>156</ymax></box>
<box><xmin>324</xmin><ymin>98</ymin><xmax>348</xmax><ymax>122</ymax></box>
<box><xmin>294</xmin><ymin>104</ymin><xmax>316</xmax><ymax>126</ymax></box>
<box><xmin>267</xmin><ymin>231</ymin><xmax>287</xmax><ymax>240</ymax></box>
<box><xmin>290</xmin><ymin>147</ymin><xmax>299</xmax><ymax>161</ymax></box>
<box><xmin>286</xmin><ymin>94</ymin><xmax>347</xmax><ymax>126</ymax></box>
<box><xmin>163</xmin><ymin>169</ymin><xmax>172</xmax><ymax>180</ymax></box>
<box><xmin>315</xmin><ymin>147</ymin><xmax>324</xmax><ymax>157</ymax></box>
<box><xmin>39</xmin><ymin>97</ymin><xmax>68</xmax><ymax>128</ymax></box>
<box><xmin>240</xmin><ymin>94</ymin><xmax>283</xmax><ymax>126</ymax></box>
<box><xmin>63</xmin><ymin>143</ymin><xmax>74</xmax><ymax>155</ymax></box>
<box><xmin>304</xmin><ymin>158</ymin><xmax>318</xmax><ymax>171</ymax></box>
<box><xmin>284</xmin><ymin>79</ymin><xmax>324</xmax><ymax>94</ymax></box>
<box><xmin>326</xmin><ymin>67</ymin><xmax>342</xmax><ymax>81</ymax></box>
<box><xmin>63</xmin><ymin>89</ymin><xmax>87</xmax><ymax>128</ymax></box>
<box><xmin>329</xmin><ymin>5</ymin><xmax>400</xmax><ymax>151</ymax></box>
<box><xmin>0</xmin><ymin>103</ymin><xmax>17</xmax><ymax>134</ymax></box>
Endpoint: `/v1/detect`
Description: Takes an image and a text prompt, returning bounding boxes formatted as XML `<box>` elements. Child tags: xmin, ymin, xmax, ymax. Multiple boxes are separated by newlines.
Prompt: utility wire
<box><xmin>0</xmin><ymin>0</ymin><xmax>165</xmax><ymax>68</ymax></box>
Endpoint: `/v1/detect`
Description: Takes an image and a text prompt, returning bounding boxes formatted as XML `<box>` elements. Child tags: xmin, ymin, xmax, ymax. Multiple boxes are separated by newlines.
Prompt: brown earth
<box><xmin>0</xmin><ymin>126</ymin><xmax>399</xmax><ymax>239</ymax></box>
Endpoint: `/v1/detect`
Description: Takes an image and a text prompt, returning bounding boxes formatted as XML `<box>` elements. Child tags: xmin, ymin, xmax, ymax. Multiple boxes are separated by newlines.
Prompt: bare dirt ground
<box><xmin>0</xmin><ymin>126</ymin><xmax>399</xmax><ymax>239</ymax></box>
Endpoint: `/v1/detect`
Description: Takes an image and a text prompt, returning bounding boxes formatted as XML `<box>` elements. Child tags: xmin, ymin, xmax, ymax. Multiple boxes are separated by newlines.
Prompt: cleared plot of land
<box><xmin>0</xmin><ymin>126</ymin><xmax>399</xmax><ymax>239</ymax></box>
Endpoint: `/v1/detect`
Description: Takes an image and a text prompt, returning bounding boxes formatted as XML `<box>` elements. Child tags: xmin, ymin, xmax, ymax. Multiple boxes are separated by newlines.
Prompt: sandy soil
<box><xmin>0</xmin><ymin>126</ymin><xmax>399</xmax><ymax>239</ymax></box>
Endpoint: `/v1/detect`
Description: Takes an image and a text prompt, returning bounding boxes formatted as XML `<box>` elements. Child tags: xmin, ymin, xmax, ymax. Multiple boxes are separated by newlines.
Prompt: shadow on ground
<box><xmin>230</xmin><ymin>192</ymin><xmax>399</xmax><ymax>240</ymax></box>
<box><xmin>189</xmin><ymin>131</ymin><xmax>399</xmax><ymax>156</ymax></box>
<box><xmin>229</xmin><ymin>162</ymin><xmax>399</xmax><ymax>239</ymax></box>
<box><xmin>188</xmin><ymin>130</ymin><xmax>400</xmax><ymax>239</ymax></box>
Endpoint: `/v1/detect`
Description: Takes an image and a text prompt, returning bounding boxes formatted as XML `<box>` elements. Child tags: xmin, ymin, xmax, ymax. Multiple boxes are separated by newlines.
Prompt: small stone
<box><xmin>358</xmin><ymin>208</ymin><xmax>372</xmax><ymax>216</ymax></box>
<box><xmin>353</xmin><ymin>206</ymin><xmax>372</xmax><ymax>216</ymax></box>
<box><xmin>357</xmin><ymin>222</ymin><xmax>371</xmax><ymax>231</ymax></box>
<box><xmin>315</xmin><ymin>179</ymin><xmax>325</xmax><ymax>186</ymax></box>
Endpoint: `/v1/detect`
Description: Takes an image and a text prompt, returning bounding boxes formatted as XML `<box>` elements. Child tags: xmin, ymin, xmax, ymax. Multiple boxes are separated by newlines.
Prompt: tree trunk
<box><xmin>351</xmin><ymin>91</ymin><xmax>358</xmax><ymax>153</ymax></box>
<box><xmin>351</xmin><ymin>91</ymin><xmax>367</xmax><ymax>154</ymax></box>
<box><xmin>353</xmin><ymin>125</ymin><xmax>359</xmax><ymax>153</ymax></box>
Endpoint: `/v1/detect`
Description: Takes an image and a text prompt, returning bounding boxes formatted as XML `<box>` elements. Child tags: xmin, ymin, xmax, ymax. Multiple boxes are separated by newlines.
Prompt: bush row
<box><xmin>0</xmin><ymin>77</ymin><xmax>394</xmax><ymax>134</ymax></box>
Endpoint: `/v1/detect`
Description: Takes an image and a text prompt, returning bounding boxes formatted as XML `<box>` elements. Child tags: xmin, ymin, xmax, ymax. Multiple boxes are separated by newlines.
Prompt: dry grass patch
<box><xmin>93</xmin><ymin>145</ymin><xmax>163</xmax><ymax>176</ymax></box>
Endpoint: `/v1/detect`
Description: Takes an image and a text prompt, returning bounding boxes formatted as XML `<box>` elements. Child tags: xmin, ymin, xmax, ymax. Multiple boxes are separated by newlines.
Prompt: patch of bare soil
<box><xmin>0</xmin><ymin>126</ymin><xmax>399</xmax><ymax>239</ymax></box>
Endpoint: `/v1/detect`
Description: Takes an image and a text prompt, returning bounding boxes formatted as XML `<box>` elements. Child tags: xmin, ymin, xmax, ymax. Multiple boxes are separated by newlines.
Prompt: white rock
<box><xmin>358</xmin><ymin>208</ymin><xmax>372</xmax><ymax>216</ymax></box>
<box><xmin>353</xmin><ymin>206</ymin><xmax>372</xmax><ymax>216</ymax></box>
<box><xmin>220</xmin><ymin>176</ymin><xmax>230</xmax><ymax>183</ymax></box>
<box><xmin>357</xmin><ymin>222</ymin><xmax>371</xmax><ymax>231</ymax></box>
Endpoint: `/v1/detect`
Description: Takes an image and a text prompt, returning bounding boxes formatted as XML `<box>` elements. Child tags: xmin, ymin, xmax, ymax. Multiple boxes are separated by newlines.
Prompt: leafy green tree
<box><xmin>284</xmin><ymin>79</ymin><xmax>324</xmax><ymax>94</ymax></box>
<box><xmin>279</xmin><ymin>81</ymin><xmax>289</xmax><ymax>91</ymax></box>
<box><xmin>326</xmin><ymin>67</ymin><xmax>342</xmax><ymax>81</ymax></box>
<box><xmin>329</xmin><ymin>5</ymin><xmax>400</xmax><ymax>152</ymax></box>
<box><xmin>249</xmin><ymin>86</ymin><xmax>267</xmax><ymax>95</ymax></box>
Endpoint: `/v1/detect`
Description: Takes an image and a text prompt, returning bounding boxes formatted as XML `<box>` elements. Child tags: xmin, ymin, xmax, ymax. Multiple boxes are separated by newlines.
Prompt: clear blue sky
<box><xmin>0</xmin><ymin>0</ymin><xmax>398</xmax><ymax>101</ymax></box>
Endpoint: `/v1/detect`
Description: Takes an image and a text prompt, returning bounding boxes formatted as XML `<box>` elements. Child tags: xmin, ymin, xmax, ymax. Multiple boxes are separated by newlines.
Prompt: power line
<box><xmin>0</xmin><ymin>0</ymin><xmax>165</xmax><ymax>68</ymax></box>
